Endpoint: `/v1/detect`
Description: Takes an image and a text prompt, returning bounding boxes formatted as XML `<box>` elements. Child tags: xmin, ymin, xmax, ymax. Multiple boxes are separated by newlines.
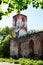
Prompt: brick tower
<box><xmin>12</xmin><ymin>14</ymin><xmax>27</xmax><ymax>37</ymax></box>
<box><xmin>10</xmin><ymin>14</ymin><xmax>27</xmax><ymax>57</ymax></box>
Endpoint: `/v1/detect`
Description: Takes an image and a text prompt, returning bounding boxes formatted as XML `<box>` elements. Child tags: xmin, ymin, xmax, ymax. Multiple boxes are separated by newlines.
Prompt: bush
<box><xmin>2</xmin><ymin>35</ymin><xmax>12</xmax><ymax>58</ymax></box>
<box><xmin>0</xmin><ymin>58</ymin><xmax>43</xmax><ymax>65</ymax></box>
<box><xmin>36</xmin><ymin>60</ymin><xmax>43</xmax><ymax>65</ymax></box>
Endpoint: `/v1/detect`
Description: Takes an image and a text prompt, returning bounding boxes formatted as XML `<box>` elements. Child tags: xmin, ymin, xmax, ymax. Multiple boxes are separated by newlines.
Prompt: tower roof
<box><xmin>13</xmin><ymin>14</ymin><xmax>27</xmax><ymax>18</ymax></box>
<box><xmin>13</xmin><ymin>14</ymin><xmax>27</xmax><ymax>22</ymax></box>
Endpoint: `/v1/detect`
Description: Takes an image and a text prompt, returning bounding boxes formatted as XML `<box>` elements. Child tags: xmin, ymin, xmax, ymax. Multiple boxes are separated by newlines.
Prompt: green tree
<box><xmin>0</xmin><ymin>0</ymin><xmax>43</xmax><ymax>20</ymax></box>
<box><xmin>0</xmin><ymin>26</ymin><xmax>12</xmax><ymax>40</ymax></box>
<box><xmin>2</xmin><ymin>35</ymin><xmax>12</xmax><ymax>58</ymax></box>
<box><xmin>0</xmin><ymin>27</ymin><xmax>12</xmax><ymax>58</ymax></box>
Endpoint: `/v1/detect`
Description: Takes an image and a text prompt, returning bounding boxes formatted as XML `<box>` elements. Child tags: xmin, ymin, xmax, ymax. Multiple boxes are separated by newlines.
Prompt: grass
<box><xmin>0</xmin><ymin>58</ymin><xmax>15</xmax><ymax>63</ymax></box>
<box><xmin>0</xmin><ymin>58</ymin><xmax>43</xmax><ymax>65</ymax></box>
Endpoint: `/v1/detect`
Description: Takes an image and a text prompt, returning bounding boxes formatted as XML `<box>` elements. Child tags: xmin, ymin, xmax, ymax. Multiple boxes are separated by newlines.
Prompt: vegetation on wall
<box><xmin>13</xmin><ymin>33</ymin><xmax>18</xmax><ymax>39</ymax></box>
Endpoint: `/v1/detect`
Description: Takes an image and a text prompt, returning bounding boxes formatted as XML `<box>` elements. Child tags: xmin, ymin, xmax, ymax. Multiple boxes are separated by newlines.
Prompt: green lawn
<box><xmin>0</xmin><ymin>58</ymin><xmax>43</xmax><ymax>65</ymax></box>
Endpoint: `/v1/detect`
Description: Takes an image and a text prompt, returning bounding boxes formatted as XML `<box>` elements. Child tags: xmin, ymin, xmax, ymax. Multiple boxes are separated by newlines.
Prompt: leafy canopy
<box><xmin>0</xmin><ymin>0</ymin><xmax>43</xmax><ymax>20</ymax></box>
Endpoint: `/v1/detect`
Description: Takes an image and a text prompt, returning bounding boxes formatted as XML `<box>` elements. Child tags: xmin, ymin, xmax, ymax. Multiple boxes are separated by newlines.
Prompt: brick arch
<box><xmin>28</xmin><ymin>39</ymin><xmax>35</xmax><ymax>58</ymax></box>
<box><xmin>40</xmin><ymin>38</ymin><xmax>43</xmax><ymax>55</ymax></box>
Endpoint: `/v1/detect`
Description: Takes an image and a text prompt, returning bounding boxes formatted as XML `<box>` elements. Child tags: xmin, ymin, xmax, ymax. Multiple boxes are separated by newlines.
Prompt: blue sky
<box><xmin>0</xmin><ymin>5</ymin><xmax>43</xmax><ymax>31</ymax></box>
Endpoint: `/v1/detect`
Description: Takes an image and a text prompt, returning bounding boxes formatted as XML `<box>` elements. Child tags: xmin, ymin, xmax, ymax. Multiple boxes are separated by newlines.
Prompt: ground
<box><xmin>0</xmin><ymin>62</ymin><xmax>20</xmax><ymax>65</ymax></box>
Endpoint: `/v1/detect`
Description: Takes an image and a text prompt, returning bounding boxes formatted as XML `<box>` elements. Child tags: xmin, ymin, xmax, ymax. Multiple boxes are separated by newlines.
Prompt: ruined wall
<box><xmin>10</xmin><ymin>31</ymin><xmax>43</xmax><ymax>58</ymax></box>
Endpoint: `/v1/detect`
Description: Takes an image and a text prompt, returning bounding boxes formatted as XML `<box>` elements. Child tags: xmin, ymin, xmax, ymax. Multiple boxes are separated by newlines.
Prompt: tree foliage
<box><xmin>0</xmin><ymin>26</ymin><xmax>12</xmax><ymax>40</ymax></box>
<box><xmin>2</xmin><ymin>35</ymin><xmax>12</xmax><ymax>57</ymax></box>
<box><xmin>0</xmin><ymin>27</ymin><xmax>12</xmax><ymax>57</ymax></box>
<box><xmin>0</xmin><ymin>0</ymin><xmax>43</xmax><ymax>20</ymax></box>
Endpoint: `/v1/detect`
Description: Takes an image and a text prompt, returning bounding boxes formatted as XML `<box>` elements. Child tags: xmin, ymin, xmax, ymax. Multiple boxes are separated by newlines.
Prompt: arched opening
<box><xmin>29</xmin><ymin>39</ymin><xmax>34</xmax><ymax>58</ymax></box>
<box><xmin>18</xmin><ymin>41</ymin><xmax>22</xmax><ymax>58</ymax></box>
<box><xmin>41</xmin><ymin>39</ymin><xmax>43</xmax><ymax>56</ymax></box>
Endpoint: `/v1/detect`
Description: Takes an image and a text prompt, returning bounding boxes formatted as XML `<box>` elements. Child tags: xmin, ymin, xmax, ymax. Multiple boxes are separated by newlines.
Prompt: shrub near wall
<box><xmin>18</xmin><ymin>58</ymin><xmax>43</xmax><ymax>65</ymax></box>
<box><xmin>0</xmin><ymin>58</ymin><xmax>43</xmax><ymax>65</ymax></box>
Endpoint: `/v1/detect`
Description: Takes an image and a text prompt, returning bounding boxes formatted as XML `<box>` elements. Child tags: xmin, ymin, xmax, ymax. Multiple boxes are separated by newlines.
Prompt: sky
<box><xmin>0</xmin><ymin>5</ymin><xmax>43</xmax><ymax>31</ymax></box>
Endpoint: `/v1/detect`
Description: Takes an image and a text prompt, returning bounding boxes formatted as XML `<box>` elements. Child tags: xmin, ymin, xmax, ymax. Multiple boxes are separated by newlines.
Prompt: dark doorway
<box><xmin>29</xmin><ymin>39</ymin><xmax>34</xmax><ymax>58</ymax></box>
